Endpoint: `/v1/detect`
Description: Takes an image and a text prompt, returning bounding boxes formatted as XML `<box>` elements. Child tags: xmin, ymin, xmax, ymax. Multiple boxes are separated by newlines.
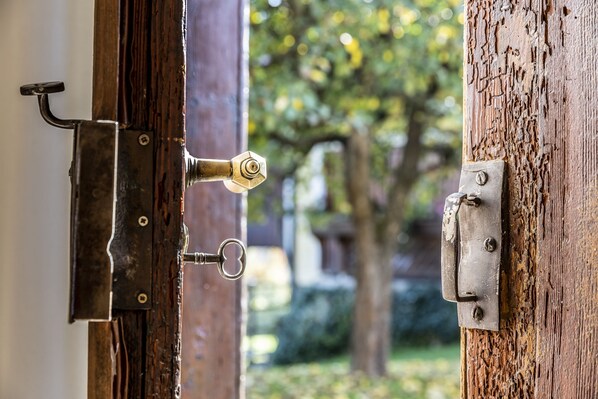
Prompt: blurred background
<box><xmin>243</xmin><ymin>0</ymin><xmax>464</xmax><ymax>397</ymax></box>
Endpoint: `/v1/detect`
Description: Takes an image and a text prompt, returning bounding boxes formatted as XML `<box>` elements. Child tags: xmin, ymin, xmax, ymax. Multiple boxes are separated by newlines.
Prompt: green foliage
<box><xmin>271</xmin><ymin>283</ymin><xmax>459</xmax><ymax>365</ymax></box>
<box><xmin>248</xmin><ymin>345</ymin><xmax>460</xmax><ymax>399</ymax></box>
<box><xmin>249</xmin><ymin>0</ymin><xmax>464</xmax><ymax>220</ymax></box>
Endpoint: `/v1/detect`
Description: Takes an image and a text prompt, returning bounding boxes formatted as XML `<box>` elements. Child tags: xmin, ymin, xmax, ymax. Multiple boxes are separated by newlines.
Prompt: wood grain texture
<box><xmin>89</xmin><ymin>1</ymin><xmax>186</xmax><ymax>398</ymax></box>
<box><xmin>464</xmin><ymin>1</ymin><xmax>597</xmax><ymax>397</ymax></box>
<box><xmin>89</xmin><ymin>1</ymin><xmax>120</xmax><ymax>398</ymax></box>
<box><xmin>534</xmin><ymin>2</ymin><xmax>598</xmax><ymax>398</ymax></box>
<box><xmin>181</xmin><ymin>0</ymin><xmax>247</xmax><ymax>397</ymax></box>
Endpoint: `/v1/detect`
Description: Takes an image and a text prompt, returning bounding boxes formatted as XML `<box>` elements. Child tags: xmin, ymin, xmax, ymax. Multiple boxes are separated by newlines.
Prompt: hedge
<box><xmin>271</xmin><ymin>281</ymin><xmax>459</xmax><ymax>365</ymax></box>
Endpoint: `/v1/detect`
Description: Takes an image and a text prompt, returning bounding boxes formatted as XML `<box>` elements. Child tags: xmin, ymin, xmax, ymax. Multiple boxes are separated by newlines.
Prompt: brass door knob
<box><xmin>185</xmin><ymin>150</ymin><xmax>267</xmax><ymax>193</ymax></box>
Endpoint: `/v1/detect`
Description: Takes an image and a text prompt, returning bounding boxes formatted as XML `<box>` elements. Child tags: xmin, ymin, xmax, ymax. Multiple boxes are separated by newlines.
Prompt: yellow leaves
<box><xmin>248</xmin><ymin>120</ymin><xmax>257</xmax><ymax>135</ymax></box>
<box><xmin>274</xmin><ymin>95</ymin><xmax>305</xmax><ymax>112</ymax></box>
<box><xmin>436</xmin><ymin>25</ymin><xmax>457</xmax><ymax>45</ymax></box>
<box><xmin>283</xmin><ymin>34</ymin><xmax>296</xmax><ymax>47</ymax></box>
<box><xmin>396</xmin><ymin>7</ymin><xmax>420</xmax><ymax>25</ymax></box>
<box><xmin>366</xmin><ymin>97</ymin><xmax>380</xmax><ymax>110</ymax></box>
<box><xmin>393</xmin><ymin>25</ymin><xmax>405</xmax><ymax>39</ymax></box>
<box><xmin>332</xmin><ymin>11</ymin><xmax>345</xmax><ymax>24</ymax></box>
<box><xmin>383</xmin><ymin>50</ymin><xmax>394</xmax><ymax>63</ymax></box>
<box><xmin>308</xmin><ymin>69</ymin><xmax>326</xmax><ymax>83</ymax></box>
<box><xmin>377</xmin><ymin>8</ymin><xmax>390</xmax><ymax>34</ymax></box>
<box><xmin>292</xmin><ymin>98</ymin><xmax>304</xmax><ymax>110</ymax></box>
<box><xmin>246</xmin><ymin>346</ymin><xmax>461</xmax><ymax>399</ymax></box>
<box><xmin>306</xmin><ymin>27</ymin><xmax>319</xmax><ymax>42</ymax></box>
<box><xmin>340</xmin><ymin>33</ymin><xmax>363</xmax><ymax>68</ymax></box>
<box><xmin>297</xmin><ymin>43</ymin><xmax>309</xmax><ymax>55</ymax></box>
<box><xmin>250</xmin><ymin>10</ymin><xmax>266</xmax><ymax>25</ymax></box>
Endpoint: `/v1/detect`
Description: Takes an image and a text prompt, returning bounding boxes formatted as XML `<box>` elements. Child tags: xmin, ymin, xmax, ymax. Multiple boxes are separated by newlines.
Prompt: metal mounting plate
<box><xmin>456</xmin><ymin>160</ymin><xmax>505</xmax><ymax>330</ymax></box>
<box><xmin>110</xmin><ymin>130</ymin><xmax>154</xmax><ymax>310</ymax></box>
<box><xmin>69</xmin><ymin>120</ymin><xmax>118</xmax><ymax>322</ymax></box>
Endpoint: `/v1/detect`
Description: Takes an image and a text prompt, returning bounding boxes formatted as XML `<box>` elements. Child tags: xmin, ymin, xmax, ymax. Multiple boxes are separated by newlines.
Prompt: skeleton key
<box><xmin>183</xmin><ymin>238</ymin><xmax>247</xmax><ymax>280</ymax></box>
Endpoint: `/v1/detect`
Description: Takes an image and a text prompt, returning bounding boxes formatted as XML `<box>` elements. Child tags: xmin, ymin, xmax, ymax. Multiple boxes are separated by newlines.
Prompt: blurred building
<box><xmin>248</xmin><ymin>144</ymin><xmax>459</xmax><ymax>286</ymax></box>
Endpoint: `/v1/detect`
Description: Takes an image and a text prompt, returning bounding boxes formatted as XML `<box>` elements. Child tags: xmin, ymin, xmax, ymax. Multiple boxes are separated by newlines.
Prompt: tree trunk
<box><xmin>463</xmin><ymin>0</ymin><xmax>598</xmax><ymax>397</ymax></box>
<box><xmin>348</xmin><ymin>131</ymin><xmax>389</xmax><ymax>376</ymax></box>
<box><xmin>348</xmin><ymin>101</ymin><xmax>426</xmax><ymax>376</ymax></box>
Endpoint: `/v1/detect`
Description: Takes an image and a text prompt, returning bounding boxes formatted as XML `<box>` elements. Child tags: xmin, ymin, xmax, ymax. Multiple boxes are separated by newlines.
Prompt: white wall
<box><xmin>0</xmin><ymin>1</ymin><xmax>93</xmax><ymax>398</ymax></box>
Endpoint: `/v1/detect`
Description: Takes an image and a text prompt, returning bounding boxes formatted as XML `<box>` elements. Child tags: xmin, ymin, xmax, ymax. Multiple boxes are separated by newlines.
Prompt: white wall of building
<box><xmin>293</xmin><ymin>147</ymin><xmax>325</xmax><ymax>286</ymax></box>
<box><xmin>0</xmin><ymin>1</ymin><xmax>93</xmax><ymax>397</ymax></box>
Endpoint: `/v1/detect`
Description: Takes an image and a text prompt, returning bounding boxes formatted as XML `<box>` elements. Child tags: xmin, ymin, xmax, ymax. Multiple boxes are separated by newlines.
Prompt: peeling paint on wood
<box><xmin>464</xmin><ymin>0</ymin><xmax>597</xmax><ymax>397</ymax></box>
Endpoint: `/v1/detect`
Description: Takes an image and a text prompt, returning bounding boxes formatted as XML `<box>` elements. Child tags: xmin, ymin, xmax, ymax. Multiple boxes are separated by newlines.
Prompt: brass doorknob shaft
<box><xmin>185</xmin><ymin>150</ymin><xmax>267</xmax><ymax>193</ymax></box>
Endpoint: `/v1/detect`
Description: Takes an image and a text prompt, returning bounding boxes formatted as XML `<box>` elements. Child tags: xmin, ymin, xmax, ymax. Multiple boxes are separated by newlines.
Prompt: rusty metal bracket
<box><xmin>441</xmin><ymin>160</ymin><xmax>506</xmax><ymax>331</ymax></box>
<box><xmin>21</xmin><ymin>81</ymin><xmax>154</xmax><ymax>321</ymax></box>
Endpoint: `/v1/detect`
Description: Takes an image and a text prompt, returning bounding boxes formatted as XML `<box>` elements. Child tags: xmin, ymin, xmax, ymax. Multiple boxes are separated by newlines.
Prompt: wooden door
<box><xmin>463</xmin><ymin>1</ymin><xmax>597</xmax><ymax>397</ymax></box>
<box><xmin>88</xmin><ymin>1</ymin><xmax>186</xmax><ymax>398</ymax></box>
<box><xmin>88</xmin><ymin>1</ymin><xmax>247</xmax><ymax>398</ymax></box>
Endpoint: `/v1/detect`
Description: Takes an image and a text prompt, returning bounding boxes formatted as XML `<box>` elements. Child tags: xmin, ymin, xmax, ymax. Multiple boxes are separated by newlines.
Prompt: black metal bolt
<box><xmin>472</xmin><ymin>306</ymin><xmax>484</xmax><ymax>321</ymax></box>
<box><xmin>476</xmin><ymin>171</ymin><xmax>488</xmax><ymax>185</ymax></box>
<box><xmin>484</xmin><ymin>237</ymin><xmax>497</xmax><ymax>252</ymax></box>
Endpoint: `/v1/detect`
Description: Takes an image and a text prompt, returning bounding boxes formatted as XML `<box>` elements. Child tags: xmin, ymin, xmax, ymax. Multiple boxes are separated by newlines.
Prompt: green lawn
<box><xmin>246</xmin><ymin>345</ymin><xmax>460</xmax><ymax>399</ymax></box>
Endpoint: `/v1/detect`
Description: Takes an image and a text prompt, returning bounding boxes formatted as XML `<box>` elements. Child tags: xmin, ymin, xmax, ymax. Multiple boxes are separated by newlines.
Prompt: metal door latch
<box><xmin>441</xmin><ymin>160</ymin><xmax>505</xmax><ymax>331</ymax></box>
<box><xmin>21</xmin><ymin>81</ymin><xmax>267</xmax><ymax>321</ymax></box>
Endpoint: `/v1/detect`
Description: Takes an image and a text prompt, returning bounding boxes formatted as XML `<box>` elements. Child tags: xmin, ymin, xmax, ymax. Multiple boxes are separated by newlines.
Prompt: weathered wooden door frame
<box><xmin>463</xmin><ymin>1</ymin><xmax>597</xmax><ymax>397</ymax></box>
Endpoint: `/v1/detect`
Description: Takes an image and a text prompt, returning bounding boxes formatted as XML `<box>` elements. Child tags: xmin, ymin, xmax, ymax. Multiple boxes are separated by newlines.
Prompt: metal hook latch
<box><xmin>440</xmin><ymin>160</ymin><xmax>505</xmax><ymax>331</ymax></box>
<box><xmin>441</xmin><ymin>192</ymin><xmax>480</xmax><ymax>303</ymax></box>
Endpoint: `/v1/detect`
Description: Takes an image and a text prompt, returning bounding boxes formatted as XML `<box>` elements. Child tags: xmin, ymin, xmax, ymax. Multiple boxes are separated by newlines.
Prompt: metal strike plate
<box><xmin>69</xmin><ymin>120</ymin><xmax>118</xmax><ymax>322</ymax></box>
<box><xmin>110</xmin><ymin>130</ymin><xmax>154</xmax><ymax>311</ymax></box>
<box><xmin>441</xmin><ymin>160</ymin><xmax>505</xmax><ymax>331</ymax></box>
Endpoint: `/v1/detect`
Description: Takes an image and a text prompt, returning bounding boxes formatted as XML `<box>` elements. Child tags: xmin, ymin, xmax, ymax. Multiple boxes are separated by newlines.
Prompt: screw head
<box><xmin>138</xmin><ymin>134</ymin><xmax>150</xmax><ymax>146</ymax></box>
<box><xmin>137</xmin><ymin>292</ymin><xmax>148</xmax><ymax>304</ymax></box>
<box><xmin>138</xmin><ymin>216</ymin><xmax>149</xmax><ymax>226</ymax></box>
<box><xmin>475</xmin><ymin>171</ymin><xmax>488</xmax><ymax>185</ymax></box>
<box><xmin>472</xmin><ymin>306</ymin><xmax>484</xmax><ymax>321</ymax></box>
<box><xmin>484</xmin><ymin>237</ymin><xmax>497</xmax><ymax>252</ymax></box>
